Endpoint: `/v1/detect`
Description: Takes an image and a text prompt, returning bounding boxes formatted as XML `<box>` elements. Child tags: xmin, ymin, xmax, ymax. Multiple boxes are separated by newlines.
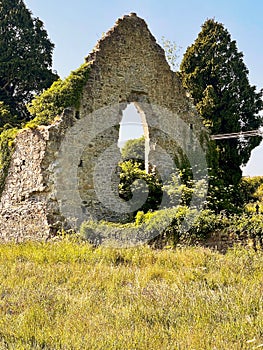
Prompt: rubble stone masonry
<box><xmin>0</xmin><ymin>14</ymin><xmax>206</xmax><ymax>241</ymax></box>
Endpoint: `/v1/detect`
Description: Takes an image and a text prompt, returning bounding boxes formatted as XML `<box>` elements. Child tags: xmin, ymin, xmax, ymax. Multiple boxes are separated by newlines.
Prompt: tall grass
<box><xmin>0</xmin><ymin>240</ymin><xmax>262</xmax><ymax>349</ymax></box>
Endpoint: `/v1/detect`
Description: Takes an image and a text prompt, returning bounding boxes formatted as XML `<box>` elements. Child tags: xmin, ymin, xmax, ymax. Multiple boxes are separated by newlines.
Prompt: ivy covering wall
<box><xmin>0</xmin><ymin>63</ymin><xmax>91</xmax><ymax>196</ymax></box>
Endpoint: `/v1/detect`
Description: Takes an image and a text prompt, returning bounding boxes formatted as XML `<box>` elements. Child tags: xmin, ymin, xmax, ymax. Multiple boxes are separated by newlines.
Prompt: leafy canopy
<box><xmin>0</xmin><ymin>102</ymin><xmax>16</xmax><ymax>131</ymax></box>
<box><xmin>121</xmin><ymin>136</ymin><xmax>145</xmax><ymax>162</ymax></box>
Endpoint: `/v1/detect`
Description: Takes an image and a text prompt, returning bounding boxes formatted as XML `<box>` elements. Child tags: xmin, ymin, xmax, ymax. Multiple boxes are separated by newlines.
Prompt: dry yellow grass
<box><xmin>0</xmin><ymin>240</ymin><xmax>262</xmax><ymax>349</ymax></box>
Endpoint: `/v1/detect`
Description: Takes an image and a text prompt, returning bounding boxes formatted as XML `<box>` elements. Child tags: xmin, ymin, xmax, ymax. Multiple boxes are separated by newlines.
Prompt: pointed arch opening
<box><xmin>118</xmin><ymin>102</ymin><xmax>150</xmax><ymax>172</ymax></box>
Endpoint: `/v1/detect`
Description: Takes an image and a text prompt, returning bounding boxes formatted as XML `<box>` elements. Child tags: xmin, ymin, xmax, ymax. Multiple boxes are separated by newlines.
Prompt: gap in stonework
<box><xmin>118</xmin><ymin>103</ymin><xmax>149</xmax><ymax>172</ymax></box>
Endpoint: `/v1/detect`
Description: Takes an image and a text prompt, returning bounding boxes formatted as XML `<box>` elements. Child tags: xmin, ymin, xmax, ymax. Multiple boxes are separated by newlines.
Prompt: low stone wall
<box><xmin>200</xmin><ymin>230</ymin><xmax>262</xmax><ymax>252</ymax></box>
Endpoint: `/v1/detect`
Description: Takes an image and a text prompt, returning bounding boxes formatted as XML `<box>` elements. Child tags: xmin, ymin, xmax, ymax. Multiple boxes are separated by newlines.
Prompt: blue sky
<box><xmin>24</xmin><ymin>0</ymin><xmax>263</xmax><ymax>176</ymax></box>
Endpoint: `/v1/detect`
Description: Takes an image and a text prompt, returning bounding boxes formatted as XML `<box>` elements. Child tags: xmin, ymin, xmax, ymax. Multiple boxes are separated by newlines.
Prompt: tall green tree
<box><xmin>0</xmin><ymin>0</ymin><xmax>58</xmax><ymax>124</ymax></box>
<box><xmin>180</xmin><ymin>19</ymin><xmax>263</xmax><ymax>187</ymax></box>
<box><xmin>121</xmin><ymin>136</ymin><xmax>145</xmax><ymax>164</ymax></box>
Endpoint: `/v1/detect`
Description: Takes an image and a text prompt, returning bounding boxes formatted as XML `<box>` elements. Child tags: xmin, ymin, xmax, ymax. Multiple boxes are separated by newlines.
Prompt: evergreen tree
<box><xmin>0</xmin><ymin>0</ymin><xmax>58</xmax><ymax>123</ymax></box>
<box><xmin>0</xmin><ymin>101</ymin><xmax>14</xmax><ymax>130</ymax></box>
<box><xmin>180</xmin><ymin>19</ymin><xmax>263</xmax><ymax>186</ymax></box>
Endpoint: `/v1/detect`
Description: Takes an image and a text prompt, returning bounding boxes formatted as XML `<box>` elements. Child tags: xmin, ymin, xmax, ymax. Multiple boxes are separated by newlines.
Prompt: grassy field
<box><xmin>0</xmin><ymin>240</ymin><xmax>262</xmax><ymax>349</ymax></box>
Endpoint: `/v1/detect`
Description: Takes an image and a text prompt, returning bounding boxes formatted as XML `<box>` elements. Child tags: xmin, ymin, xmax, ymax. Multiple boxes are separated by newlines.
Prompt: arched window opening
<box><xmin>118</xmin><ymin>103</ymin><xmax>150</xmax><ymax>172</ymax></box>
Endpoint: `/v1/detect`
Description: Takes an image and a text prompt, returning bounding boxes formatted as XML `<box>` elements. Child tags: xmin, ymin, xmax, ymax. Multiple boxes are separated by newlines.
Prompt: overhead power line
<box><xmin>211</xmin><ymin>129</ymin><xmax>263</xmax><ymax>140</ymax></box>
<box><xmin>119</xmin><ymin>122</ymin><xmax>263</xmax><ymax>141</ymax></box>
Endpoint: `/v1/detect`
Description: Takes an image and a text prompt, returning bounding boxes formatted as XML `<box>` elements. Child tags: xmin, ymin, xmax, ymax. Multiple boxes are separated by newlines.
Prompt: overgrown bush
<box><xmin>163</xmin><ymin>169</ymin><xmax>244</xmax><ymax>214</ymax></box>
<box><xmin>80</xmin><ymin>206</ymin><xmax>218</xmax><ymax>247</ymax></box>
<box><xmin>0</xmin><ymin>102</ymin><xmax>18</xmax><ymax>131</ymax></box>
<box><xmin>80</xmin><ymin>207</ymin><xmax>188</xmax><ymax>247</ymax></box>
<box><xmin>239</xmin><ymin>176</ymin><xmax>263</xmax><ymax>213</ymax></box>
<box><xmin>0</xmin><ymin>63</ymin><xmax>91</xmax><ymax>196</ymax></box>
<box><xmin>227</xmin><ymin>214</ymin><xmax>263</xmax><ymax>244</ymax></box>
<box><xmin>118</xmin><ymin>160</ymin><xmax>163</xmax><ymax>217</ymax></box>
<box><xmin>81</xmin><ymin>206</ymin><xmax>263</xmax><ymax>249</ymax></box>
<box><xmin>26</xmin><ymin>62</ymin><xmax>90</xmax><ymax>127</ymax></box>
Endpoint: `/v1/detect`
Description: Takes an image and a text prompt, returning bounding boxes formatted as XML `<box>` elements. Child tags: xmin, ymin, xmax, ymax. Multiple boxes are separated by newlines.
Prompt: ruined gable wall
<box><xmin>0</xmin><ymin>13</ymin><xmax>204</xmax><ymax>240</ymax></box>
<box><xmin>82</xmin><ymin>13</ymin><xmax>193</xmax><ymax>116</ymax></box>
<box><xmin>75</xmin><ymin>13</ymin><xmax>204</xmax><ymax>222</ymax></box>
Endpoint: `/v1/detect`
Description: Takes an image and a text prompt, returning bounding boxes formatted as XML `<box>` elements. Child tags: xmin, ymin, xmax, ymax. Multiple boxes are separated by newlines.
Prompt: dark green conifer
<box><xmin>181</xmin><ymin>19</ymin><xmax>263</xmax><ymax>186</ymax></box>
<box><xmin>0</xmin><ymin>0</ymin><xmax>58</xmax><ymax>123</ymax></box>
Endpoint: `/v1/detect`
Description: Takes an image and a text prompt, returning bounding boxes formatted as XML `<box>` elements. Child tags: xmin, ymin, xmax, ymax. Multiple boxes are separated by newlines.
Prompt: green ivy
<box><xmin>0</xmin><ymin>102</ymin><xmax>18</xmax><ymax>131</ymax></box>
<box><xmin>0</xmin><ymin>128</ymin><xmax>19</xmax><ymax>195</ymax></box>
<box><xmin>0</xmin><ymin>63</ymin><xmax>91</xmax><ymax>196</ymax></box>
<box><xmin>26</xmin><ymin>62</ymin><xmax>91</xmax><ymax>127</ymax></box>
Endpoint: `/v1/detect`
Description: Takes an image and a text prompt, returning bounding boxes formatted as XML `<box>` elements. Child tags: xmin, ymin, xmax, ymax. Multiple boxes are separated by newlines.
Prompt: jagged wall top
<box><xmin>86</xmin><ymin>13</ymin><xmax>166</xmax><ymax>67</ymax></box>
<box><xmin>79</xmin><ymin>12</ymin><xmax>197</xmax><ymax>121</ymax></box>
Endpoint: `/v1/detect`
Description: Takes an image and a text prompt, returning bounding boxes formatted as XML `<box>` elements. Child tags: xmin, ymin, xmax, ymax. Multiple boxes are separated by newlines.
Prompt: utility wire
<box><xmin>211</xmin><ymin>129</ymin><xmax>263</xmax><ymax>140</ymax></box>
<box><xmin>120</xmin><ymin>122</ymin><xmax>263</xmax><ymax>141</ymax></box>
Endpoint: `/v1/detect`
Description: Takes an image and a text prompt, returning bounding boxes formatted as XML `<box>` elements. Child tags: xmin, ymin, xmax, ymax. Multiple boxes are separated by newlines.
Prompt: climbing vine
<box><xmin>26</xmin><ymin>62</ymin><xmax>91</xmax><ymax>127</ymax></box>
<box><xmin>0</xmin><ymin>62</ymin><xmax>91</xmax><ymax>196</ymax></box>
<box><xmin>0</xmin><ymin>128</ymin><xmax>19</xmax><ymax>195</ymax></box>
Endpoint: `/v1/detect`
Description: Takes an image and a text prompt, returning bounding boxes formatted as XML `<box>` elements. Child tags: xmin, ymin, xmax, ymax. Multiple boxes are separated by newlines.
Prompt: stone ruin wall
<box><xmin>0</xmin><ymin>13</ymin><xmax>207</xmax><ymax>241</ymax></box>
<box><xmin>0</xmin><ymin>128</ymin><xmax>50</xmax><ymax>240</ymax></box>
<box><xmin>0</xmin><ymin>111</ymin><xmax>76</xmax><ymax>240</ymax></box>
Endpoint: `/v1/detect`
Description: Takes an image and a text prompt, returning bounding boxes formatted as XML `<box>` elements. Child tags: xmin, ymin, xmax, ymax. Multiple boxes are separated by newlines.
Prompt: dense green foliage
<box><xmin>118</xmin><ymin>160</ymin><xmax>163</xmax><ymax>216</ymax></box>
<box><xmin>240</xmin><ymin>176</ymin><xmax>263</xmax><ymax>204</ymax></box>
<box><xmin>81</xmin><ymin>204</ymin><xmax>263</xmax><ymax>249</ymax></box>
<box><xmin>121</xmin><ymin>136</ymin><xmax>145</xmax><ymax>162</ymax></box>
<box><xmin>0</xmin><ymin>0</ymin><xmax>58</xmax><ymax>122</ymax></box>
<box><xmin>180</xmin><ymin>19</ymin><xmax>263</xmax><ymax>187</ymax></box>
<box><xmin>0</xmin><ymin>63</ymin><xmax>90</xmax><ymax>195</ymax></box>
<box><xmin>0</xmin><ymin>127</ymin><xmax>19</xmax><ymax>194</ymax></box>
<box><xmin>26</xmin><ymin>63</ymin><xmax>90</xmax><ymax>127</ymax></box>
<box><xmin>0</xmin><ymin>241</ymin><xmax>262</xmax><ymax>349</ymax></box>
<box><xmin>0</xmin><ymin>102</ymin><xmax>17</xmax><ymax>131</ymax></box>
<box><xmin>119</xmin><ymin>137</ymin><xmax>164</xmax><ymax>217</ymax></box>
